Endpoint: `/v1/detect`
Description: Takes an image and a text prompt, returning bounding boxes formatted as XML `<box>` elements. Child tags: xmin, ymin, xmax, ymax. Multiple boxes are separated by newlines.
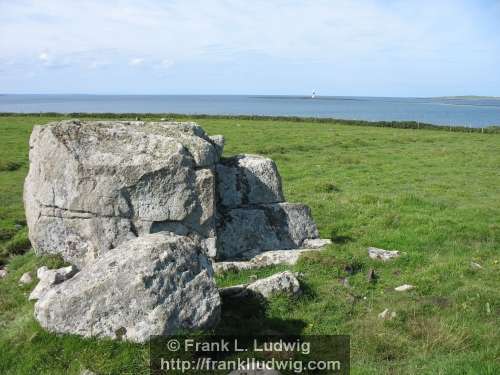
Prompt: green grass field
<box><xmin>0</xmin><ymin>115</ymin><xmax>499</xmax><ymax>374</ymax></box>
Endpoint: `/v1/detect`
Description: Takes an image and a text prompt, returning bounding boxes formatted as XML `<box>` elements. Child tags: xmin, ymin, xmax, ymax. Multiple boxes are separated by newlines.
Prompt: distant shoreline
<box><xmin>1</xmin><ymin>112</ymin><xmax>498</xmax><ymax>133</ymax></box>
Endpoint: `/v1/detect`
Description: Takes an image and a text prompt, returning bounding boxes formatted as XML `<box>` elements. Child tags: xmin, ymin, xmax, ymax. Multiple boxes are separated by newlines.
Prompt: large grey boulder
<box><xmin>216</xmin><ymin>203</ymin><xmax>320</xmax><ymax>259</ymax></box>
<box><xmin>34</xmin><ymin>233</ymin><xmax>221</xmax><ymax>343</ymax></box>
<box><xmin>24</xmin><ymin>120</ymin><xmax>221</xmax><ymax>267</ymax></box>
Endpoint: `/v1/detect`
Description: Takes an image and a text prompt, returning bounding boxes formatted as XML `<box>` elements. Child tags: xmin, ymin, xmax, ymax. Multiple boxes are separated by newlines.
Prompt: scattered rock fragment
<box><xmin>470</xmin><ymin>261</ymin><xmax>483</xmax><ymax>270</ymax></box>
<box><xmin>19</xmin><ymin>272</ymin><xmax>32</xmax><ymax>284</ymax></box>
<box><xmin>378</xmin><ymin>308</ymin><xmax>397</xmax><ymax>320</ymax></box>
<box><xmin>80</xmin><ymin>370</ymin><xmax>97</xmax><ymax>375</ymax></box>
<box><xmin>220</xmin><ymin>271</ymin><xmax>301</xmax><ymax>300</ymax></box>
<box><xmin>246</xmin><ymin>271</ymin><xmax>301</xmax><ymax>298</ymax></box>
<box><xmin>0</xmin><ymin>268</ymin><xmax>7</xmax><ymax>279</ymax></box>
<box><xmin>368</xmin><ymin>247</ymin><xmax>400</xmax><ymax>261</ymax></box>
<box><xmin>29</xmin><ymin>265</ymin><xmax>78</xmax><ymax>301</ymax></box>
<box><xmin>394</xmin><ymin>284</ymin><xmax>415</xmax><ymax>292</ymax></box>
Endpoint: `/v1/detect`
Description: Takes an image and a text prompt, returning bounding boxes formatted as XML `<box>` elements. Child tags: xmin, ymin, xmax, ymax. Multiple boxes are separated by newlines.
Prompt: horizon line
<box><xmin>1</xmin><ymin>93</ymin><xmax>499</xmax><ymax>99</ymax></box>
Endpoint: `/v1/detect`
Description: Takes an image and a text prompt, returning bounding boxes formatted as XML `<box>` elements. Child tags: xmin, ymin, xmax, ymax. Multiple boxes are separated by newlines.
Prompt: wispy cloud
<box><xmin>38</xmin><ymin>52</ymin><xmax>50</xmax><ymax>64</ymax></box>
<box><xmin>129</xmin><ymin>57</ymin><xmax>145</xmax><ymax>66</ymax></box>
<box><xmin>0</xmin><ymin>0</ymin><xmax>499</xmax><ymax>95</ymax></box>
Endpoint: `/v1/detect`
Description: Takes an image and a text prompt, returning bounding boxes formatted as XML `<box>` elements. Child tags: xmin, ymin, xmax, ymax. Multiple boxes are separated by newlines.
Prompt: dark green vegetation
<box><xmin>1</xmin><ymin>115</ymin><xmax>499</xmax><ymax>374</ymax></box>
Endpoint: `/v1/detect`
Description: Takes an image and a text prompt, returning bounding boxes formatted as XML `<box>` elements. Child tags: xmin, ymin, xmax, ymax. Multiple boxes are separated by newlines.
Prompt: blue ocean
<box><xmin>1</xmin><ymin>94</ymin><xmax>499</xmax><ymax>128</ymax></box>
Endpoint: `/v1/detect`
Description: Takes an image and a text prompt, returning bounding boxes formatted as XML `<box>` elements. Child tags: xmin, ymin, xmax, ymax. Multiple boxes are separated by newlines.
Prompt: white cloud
<box><xmin>4</xmin><ymin>0</ymin><xmax>495</xmax><ymax>64</ymax></box>
<box><xmin>129</xmin><ymin>57</ymin><xmax>145</xmax><ymax>66</ymax></box>
<box><xmin>38</xmin><ymin>51</ymin><xmax>50</xmax><ymax>63</ymax></box>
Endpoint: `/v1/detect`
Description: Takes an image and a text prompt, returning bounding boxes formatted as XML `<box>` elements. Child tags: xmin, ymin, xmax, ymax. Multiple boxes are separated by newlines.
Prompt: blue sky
<box><xmin>1</xmin><ymin>0</ymin><xmax>499</xmax><ymax>96</ymax></box>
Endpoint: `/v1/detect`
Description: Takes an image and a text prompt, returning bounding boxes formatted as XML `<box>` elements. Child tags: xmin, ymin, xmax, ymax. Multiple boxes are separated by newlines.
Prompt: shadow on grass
<box><xmin>330</xmin><ymin>229</ymin><xmax>354</xmax><ymax>245</ymax></box>
<box><xmin>216</xmin><ymin>292</ymin><xmax>307</xmax><ymax>336</ymax></box>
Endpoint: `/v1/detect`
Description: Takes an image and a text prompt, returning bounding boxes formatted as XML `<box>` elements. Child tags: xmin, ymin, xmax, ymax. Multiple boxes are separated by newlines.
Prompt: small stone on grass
<box><xmin>378</xmin><ymin>308</ymin><xmax>397</xmax><ymax>320</ymax></box>
<box><xmin>470</xmin><ymin>261</ymin><xmax>483</xmax><ymax>270</ymax></box>
<box><xmin>368</xmin><ymin>247</ymin><xmax>400</xmax><ymax>261</ymax></box>
<box><xmin>394</xmin><ymin>284</ymin><xmax>415</xmax><ymax>292</ymax></box>
<box><xmin>19</xmin><ymin>272</ymin><xmax>32</xmax><ymax>284</ymax></box>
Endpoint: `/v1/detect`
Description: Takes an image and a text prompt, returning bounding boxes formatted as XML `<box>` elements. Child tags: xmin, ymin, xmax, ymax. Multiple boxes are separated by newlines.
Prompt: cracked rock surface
<box><xmin>24</xmin><ymin>120</ymin><xmax>221</xmax><ymax>267</ymax></box>
<box><xmin>215</xmin><ymin>154</ymin><xmax>321</xmax><ymax>259</ymax></box>
<box><xmin>34</xmin><ymin>233</ymin><xmax>221</xmax><ymax>343</ymax></box>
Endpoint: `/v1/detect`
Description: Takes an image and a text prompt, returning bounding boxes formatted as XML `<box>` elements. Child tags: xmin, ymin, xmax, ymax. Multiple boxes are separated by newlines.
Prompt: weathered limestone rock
<box><xmin>24</xmin><ymin>120</ymin><xmax>220</xmax><ymax>267</ymax></box>
<box><xmin>209</xmin><ymin>135</ymin><xmax>225</xmax><ymax>158</ymax></box>
<box><xmin>0</xmin><ymin>268</ymin><xmax>7</xmax><ymax>279</ymax></box>
<box><xmin>34</xmin><ymin>233</ymin><xmax>221</xmax><ymax>342</ymax></box>
<box><xmin>217</xmin><ymin>203</ymin><xmax>320</xmax><ymax>259</ymax></box>
<box><xmin>24</xmin><ymin>120</ymin><xmax>325</xmax><ymax>342</ymax></box>
<box><xmin>29</xmin><ymin>265</ymin><xmax>78</xmax><ymax>301</ymax></box>
<box><xmin>216</xmin><ymin>155</ymin><xmax>284</xmax><ymax>208</ymax></box>
<box><xmin>368</xmin><ymin>247</ymin><xmax>400</xmax><ymax>261</ymax></box>
<box><xmin>219</xmin><ymin>271</ymin><xmax>301</xmax><ymax>300</ymax></box>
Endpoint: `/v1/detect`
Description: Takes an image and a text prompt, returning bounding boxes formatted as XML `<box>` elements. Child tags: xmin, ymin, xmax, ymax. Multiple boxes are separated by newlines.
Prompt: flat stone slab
<box><xmin>213</xmin><ymin>240</ymin><xmax>331</xmax><ymax>273</ymax></box>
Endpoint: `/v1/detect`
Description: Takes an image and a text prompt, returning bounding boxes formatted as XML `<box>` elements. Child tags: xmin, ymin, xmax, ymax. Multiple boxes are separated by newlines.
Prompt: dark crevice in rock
<box><xmin>129</xmin><ymin>221</ymin><xmax>139</xmax><ymax>237</ymax></box>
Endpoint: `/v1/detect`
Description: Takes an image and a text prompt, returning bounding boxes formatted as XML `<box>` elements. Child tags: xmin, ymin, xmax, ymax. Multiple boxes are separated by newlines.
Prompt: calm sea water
<box><xmin>1</xmin><ymin>94</ymin><xmax>500</xmax><ymax>128</ymax></box>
